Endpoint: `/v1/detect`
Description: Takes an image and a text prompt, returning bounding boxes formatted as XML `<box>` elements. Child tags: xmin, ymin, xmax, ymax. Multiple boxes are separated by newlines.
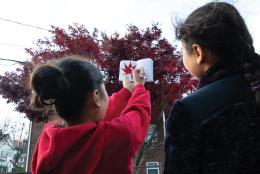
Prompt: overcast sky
<box><xmin>0</xmin><ymin>0</ymin><xmax>259</xmax><ymax>137</ymax></box>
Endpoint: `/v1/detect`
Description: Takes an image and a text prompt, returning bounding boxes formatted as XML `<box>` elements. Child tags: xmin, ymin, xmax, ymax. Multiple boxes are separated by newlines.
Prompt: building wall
<box><xmin>27</xmin><ymin>122</ymin><xmax>44</xmax><ymax>170</ymax></box>
<box><xmin>143</xmin><ymin>145</ymin><xmax>164</xmax><ymax>174</ymax></box>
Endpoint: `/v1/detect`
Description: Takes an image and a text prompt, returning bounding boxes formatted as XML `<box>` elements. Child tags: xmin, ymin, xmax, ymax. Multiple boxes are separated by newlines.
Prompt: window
<box><xmin>145</xmin><ymin>124</ymin><xmax>157</xmax><ymax>143</ymax></box>
<box><xmin>146</xmin><ymin>162</ymin><xmax>160</xmax><ymax>174</ymax></box>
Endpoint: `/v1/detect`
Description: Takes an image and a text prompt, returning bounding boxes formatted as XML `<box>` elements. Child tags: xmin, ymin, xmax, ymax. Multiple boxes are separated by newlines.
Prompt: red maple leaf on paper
<box><xmin>121</xmin><ymin>62</ymin><xmax>136</xmax><ymax>74</ymax></box>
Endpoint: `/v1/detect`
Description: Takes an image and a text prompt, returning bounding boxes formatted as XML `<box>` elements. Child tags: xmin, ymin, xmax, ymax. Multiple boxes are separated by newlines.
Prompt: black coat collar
<box><xmin>198</xmin><ymin>61</ymin><xmax>244</xmax><ymax>89</ymax></box>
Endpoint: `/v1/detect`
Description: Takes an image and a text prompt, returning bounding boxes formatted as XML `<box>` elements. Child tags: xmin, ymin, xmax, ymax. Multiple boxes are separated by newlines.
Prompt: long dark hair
<box><xmin>30</xmin><ymin>56</ymin><xmax>103</xmax><ymax>121</ymax></box>
<box><xmin>175</xmin><ymin>2</ymin><xmax>260</xmax><ymax>107</ymax></box>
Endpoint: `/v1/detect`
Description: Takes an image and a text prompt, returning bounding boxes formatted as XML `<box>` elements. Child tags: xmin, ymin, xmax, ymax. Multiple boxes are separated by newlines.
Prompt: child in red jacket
<box><xmin>30</xmin><ymin>56</ymin><xmax>151</xmax><ymax>174</ymax></box>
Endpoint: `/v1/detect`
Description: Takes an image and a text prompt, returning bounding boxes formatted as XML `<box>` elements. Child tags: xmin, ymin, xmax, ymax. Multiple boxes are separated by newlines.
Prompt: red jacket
<box><xmin>31</xmin><ymin>84</ymin><xmax>151</xmax><ymax>174</ymax></box>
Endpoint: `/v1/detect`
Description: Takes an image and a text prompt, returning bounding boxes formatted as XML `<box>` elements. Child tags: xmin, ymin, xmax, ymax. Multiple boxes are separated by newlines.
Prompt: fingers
<box><xmin>132</xmin><ymin>67</ymin><xmax>146</xmax><ymax>85</ymax></box>
<box><xmin>123</xmin><ymin>74</ymin><xmax>130</xmax><ymax>82</ymax></box>
<box><xmin>140</xmin><ymin>67</ymin><xmax>144</xmax><ymax>74</ymax></box>
<box><xmin>123</xmin><ymin>73</ymin><xmax>134</xmax><ymax>93</ymax></box>
<box><xmin>138</xmin><ymin>67</ymin><xmax>145</xmax><ymax>79</ymax></box>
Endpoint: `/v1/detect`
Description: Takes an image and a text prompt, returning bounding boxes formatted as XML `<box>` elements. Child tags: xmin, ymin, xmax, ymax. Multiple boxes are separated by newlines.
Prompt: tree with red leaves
<box><xmin>0</xmin><ymin>23</ymin><xmax>197</xmax><ymax>122</ymax></box>
<box><xmin>0</xmin><ymin>23</ymin><xmax>197</xmax><ymax>167</ymax></box>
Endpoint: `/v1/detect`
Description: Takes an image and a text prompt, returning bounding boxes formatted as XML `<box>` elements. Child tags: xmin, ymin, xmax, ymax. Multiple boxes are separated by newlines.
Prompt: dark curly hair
<box><xmin>175</xmin><ymin>2</ymin><xmax>260</xmax><ymax>108</ymax></box>
<box><xmin>30</xmin><ymin>56</ymin><xmax>104</xmax><ymax>121</ymax></box>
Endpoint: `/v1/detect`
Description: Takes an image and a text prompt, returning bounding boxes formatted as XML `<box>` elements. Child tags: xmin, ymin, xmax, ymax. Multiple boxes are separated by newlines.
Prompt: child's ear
<box><xmin>192</xmin><ymin>43</ymin><xmax>205</xmax><ymax>64</ymax></box>
<box><xmin>92</xmin><ymin>90</ymin><xmax>102</xmax><ymax>107</ymax></box>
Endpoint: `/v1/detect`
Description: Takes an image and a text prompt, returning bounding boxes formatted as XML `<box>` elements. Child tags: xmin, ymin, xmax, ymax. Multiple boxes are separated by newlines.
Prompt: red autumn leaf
<box><xmin>122</xmin><ymin>63</ymin><xmax>136</xmax><ymax>74</ymax></box>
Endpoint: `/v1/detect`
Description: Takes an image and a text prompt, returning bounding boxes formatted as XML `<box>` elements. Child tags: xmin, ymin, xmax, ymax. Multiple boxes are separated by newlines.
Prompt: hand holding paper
<box><xmin>132</xmin><ymin>67</ymin><xmax>146</xmax><ymax>86</ymax></box>
<box><xmin>123</xmin><ymin>76</ymin><xmax>134</xmax><ymax>93</ymax></box>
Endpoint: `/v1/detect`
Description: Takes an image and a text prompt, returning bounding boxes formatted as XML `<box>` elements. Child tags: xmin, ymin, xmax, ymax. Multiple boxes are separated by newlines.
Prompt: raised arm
<box><xmin>104</xmin><ymin>73</ymin><xmax>134</xmax><ymax>121</ymax></box>
<box><xmin>104</xmin><ymin>88</ymin><xmax>132</xmax><ymax>121</ymax></box>
<box><xmin>118</xmin><ymin>84</ymin><xmax>151</xmax><ymax>156</ymax></box>
<box><xmin>117</xmin><ymin>68</ymin><xmax>151</xmax><ymax>155</ymax></box>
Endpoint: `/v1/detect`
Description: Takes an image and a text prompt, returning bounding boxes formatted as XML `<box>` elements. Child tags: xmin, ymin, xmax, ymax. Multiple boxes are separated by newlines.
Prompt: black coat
<box><xmin>164</xmin><ymin>64</ymin><xmax>260</xmax><ymax>174</ymax></box>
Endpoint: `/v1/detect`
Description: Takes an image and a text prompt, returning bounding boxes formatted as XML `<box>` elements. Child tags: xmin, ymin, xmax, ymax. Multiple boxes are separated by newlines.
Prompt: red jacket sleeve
<box><xmin>104</xmin><ymin>88</ymin><xmax>132</xmax><ymax>121</ymax></box>
<box><xmin>116</xmin><ymin>84</ymin><xmax>151</xmax><ymax>156</ymax></box>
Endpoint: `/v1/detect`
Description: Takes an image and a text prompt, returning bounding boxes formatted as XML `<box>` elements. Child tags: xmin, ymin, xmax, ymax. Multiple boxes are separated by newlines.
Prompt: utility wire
<box><xmin>0</xmin><ymin>57</ymin><xmax>27</xmax><ymax>65</ymax></box>
<box><xmin>0</xmin><ymin>17</ymin><xmax>50</xmax><ymax>32</ymax></box>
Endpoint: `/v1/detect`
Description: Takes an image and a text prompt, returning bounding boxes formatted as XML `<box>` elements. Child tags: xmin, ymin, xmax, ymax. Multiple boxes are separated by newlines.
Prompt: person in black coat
<box><xmin>164</xmin><ymin>2</ymin><xmax>260</xmax><ymax>174</ymax></box>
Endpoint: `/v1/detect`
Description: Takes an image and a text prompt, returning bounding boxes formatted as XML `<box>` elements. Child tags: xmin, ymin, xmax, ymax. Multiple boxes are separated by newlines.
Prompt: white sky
<box><xmin>0</xmin><ymin>0</ymin><xmax>259</xmax><ymax>137</ymax></box>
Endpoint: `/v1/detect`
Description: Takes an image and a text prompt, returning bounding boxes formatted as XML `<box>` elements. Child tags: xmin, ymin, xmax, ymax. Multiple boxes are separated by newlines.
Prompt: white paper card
<box><xmin>119</xmin><ymin>58</ymin><xmax>153</xmax><ymax>82</ymax></box>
